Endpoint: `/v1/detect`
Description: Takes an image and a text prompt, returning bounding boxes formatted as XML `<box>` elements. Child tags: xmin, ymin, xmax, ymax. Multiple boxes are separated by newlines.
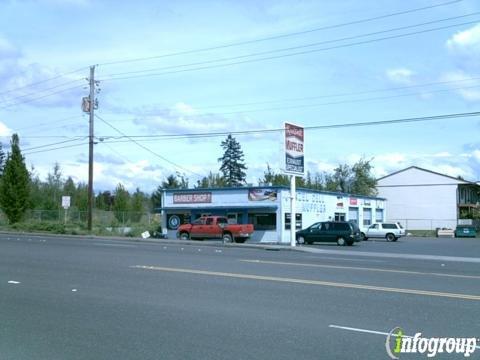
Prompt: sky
<box><xmin>1</xmin><ymin>0</ymin><xmax>480</xmax><ymax>193</ymax></box>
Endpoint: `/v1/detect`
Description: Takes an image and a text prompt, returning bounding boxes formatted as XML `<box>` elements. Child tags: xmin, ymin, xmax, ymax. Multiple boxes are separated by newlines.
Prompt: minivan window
<box><xmin>333</xmin><ymin>222</ymin><xmax>349</xmax><ymax>231</ymax></box>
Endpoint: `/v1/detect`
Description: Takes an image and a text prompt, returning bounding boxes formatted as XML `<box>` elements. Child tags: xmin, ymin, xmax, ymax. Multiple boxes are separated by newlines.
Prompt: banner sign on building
<box><xmin>284</xmin><ymin>122</ymin><xmax>304</xmax><ymax>175</ymax></box>
<box><xmin>173</xmin><ymin>192</ymin><xmax>212</xmax><ymax>204</ymax></box>
<box><xmin>248</xmin><ymin>189</ymin><xmax>277</xmax><ymax>201</ymax></box>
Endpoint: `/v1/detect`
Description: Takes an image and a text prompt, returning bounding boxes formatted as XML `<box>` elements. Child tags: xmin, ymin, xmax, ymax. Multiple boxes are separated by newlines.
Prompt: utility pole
<box><xmin>87</xmin><ymin>65</ymin><xmax>96</xmax><ymax>232</ymax></box>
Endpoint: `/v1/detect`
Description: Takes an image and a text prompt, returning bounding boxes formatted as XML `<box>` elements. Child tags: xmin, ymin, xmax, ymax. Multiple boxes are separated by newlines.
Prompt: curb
<box><xmin>0</xmin><ymin>229</ymin><xmax>301</xmax><ymax>252</ymax></box>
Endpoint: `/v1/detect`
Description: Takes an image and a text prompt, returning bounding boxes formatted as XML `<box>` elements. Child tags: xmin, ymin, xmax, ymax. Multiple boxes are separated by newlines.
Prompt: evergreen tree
<box><xmin>218</xmin><ymin>134</ymin><xmax>247</xmax><ymax>187</ymax></box>
<box><xmin>0</xmin><ymin>134</ymin><xmax>30</xmax><ymax>223</ymax></box>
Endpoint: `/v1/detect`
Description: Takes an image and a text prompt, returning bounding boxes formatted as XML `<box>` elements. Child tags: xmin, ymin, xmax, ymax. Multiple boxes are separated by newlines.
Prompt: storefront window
<box><xmin>363</xmin><ymin>208</ymin><xmax>372</xmax><ymax>226</ymax></box>
<box><xmin>334</xmin><ymin>212</ymin><xmax>346</xmax><ymax>222</ymax></box>
<box><xmin>248</xmin><ymin>213</ymin><xmax>276</xmax><ymax>230</ymax></box>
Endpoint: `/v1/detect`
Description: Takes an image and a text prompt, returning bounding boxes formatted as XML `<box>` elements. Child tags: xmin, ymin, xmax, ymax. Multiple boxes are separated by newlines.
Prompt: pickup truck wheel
<box><xmin>222</xmin><ymin>233</ymin><xmax>233</xmax><ymax>243</ymax></box>
<box><xmin>179</xmin><ymin>232</ymin><xmax>190</xmax><ymax>241</ymax></box>
<box><xmin>386</xmin><ymin>233</ymin><xmax>396</xmax><ymax>242</ymax></box>
<box><xmin>337</xmin><ymin>237</ymin><xmax>347</xmax><ymax>246</ymax></box>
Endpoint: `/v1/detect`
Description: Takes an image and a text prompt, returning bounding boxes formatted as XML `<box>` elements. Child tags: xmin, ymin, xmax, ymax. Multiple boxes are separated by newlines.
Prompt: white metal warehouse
<box><xmin>160</xmin><ymin>186</ymin><xmax>386</xmax><ymax>243</ymax></box>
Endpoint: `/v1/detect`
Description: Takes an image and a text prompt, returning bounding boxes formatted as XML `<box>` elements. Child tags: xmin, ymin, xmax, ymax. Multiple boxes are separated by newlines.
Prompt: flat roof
<box><xmin>159</xmin><ymin>205</ymin><xmax>277</xmax><ymax>212</ymax></box>
<box><xmin>162</xmin><ymin>186</ymin><xmax>385</xmax><ymax>201</ymax></box>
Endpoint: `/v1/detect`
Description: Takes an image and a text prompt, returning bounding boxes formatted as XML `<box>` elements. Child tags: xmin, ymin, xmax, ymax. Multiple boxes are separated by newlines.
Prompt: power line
<box><xmin>0</xmin><ymin>78</ymin><xmax>84</xmax><ymax>105</ymax></box>
<box><xmin>0</xmin><ymin>85</ymin><xmax>84</xmax><ymax>109</ymax></box>
<box><xmin>195</xmin><ymin>84</ymin><xmax>480</xmax><ymax>116</ymax></box>
<box><xmin>0</xmin><ymin>66</ymin><xmax>88</xmax><ymax>96</ymax></box>
<box><xmin>96</xmin><ymin>111</ymin><xmax>480</xmax><ymax>142</ymax></box>
<box><xmin>97</xmin><ymin>83</ymin><xmax>480</xmax><ymax>123</ymax></box>
<box><xmin>99</xmin><ymin>142</ymin><xmax>135</xmax><ymax>165</ymax></box>
<box><xmin>101</xmin><ymin>13</ymin><xmax>479</xmax><ymax>79</ymax></box>
<box><xmin>185</xmin><ymin>77</ymin><xmax>480</xmax><ymax>111</ymax></box>
<box><xmin>98</xmin><ymin>19</ymin><xmax>480</xmax><ymax>82</ymax></box>
<box><xmin>95</xmin><ymin>114</ymin><xmax>206</xmax><ymax>179</ymax></box>
<box><xmin>12</xmin><ymin>115</ymin><xmax>84</xmax><ymax>132</ymax></box>
<box><xmin>23</xmin><ymin>142</ymin><xmax>89</xmax><ymax>155</ymax></box>
<box><xmin>97</xmin><ymin>0</ymin><xmax>463</xmax><ymax>67</ymax></box>
<box><xmin>22</xmin><ymin>137</ymin><xmax>88</xmax><ymax>152</ymax></box>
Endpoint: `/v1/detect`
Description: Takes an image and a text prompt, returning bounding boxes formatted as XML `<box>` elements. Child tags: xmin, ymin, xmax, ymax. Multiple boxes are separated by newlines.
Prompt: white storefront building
<box><xmin>160</xmin><ymin>186</ymin><xmax>386</xmax><ymax>243</ymax></box>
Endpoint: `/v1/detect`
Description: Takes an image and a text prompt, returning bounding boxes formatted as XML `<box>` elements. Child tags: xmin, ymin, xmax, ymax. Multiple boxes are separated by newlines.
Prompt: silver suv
<box><xmin>363</xmin><ymin>222</ymin><xmax>405</xmax><ymax>242</ymax></box>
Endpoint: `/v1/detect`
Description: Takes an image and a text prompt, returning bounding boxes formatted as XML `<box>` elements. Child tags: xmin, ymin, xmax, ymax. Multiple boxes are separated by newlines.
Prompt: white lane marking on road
<box><xmin>72</xmin><ymin>289</ymin><xmax>78</xmax><ymax>292</ymax></box>
<box><xmin>215</xmin><ymin>250</ymin><xmax>222</xmax><ymax>253</ymax></box>
<box><xmin>330</xmin><ymin>324</ymin><xmax>397</xmax><ymax>337</ymax></box>
<box><xmin>299</xmin><ymin>248</ymin><xmax>480</xmax><ymax>263</ymax></box>
<box><xmin>8</xmin><ymin>281</ymin><xmax>20</xmax><ymax>284</ymax></box>
<box><xmin>311</xmin><ymin>256</ymin><xmax>386</xmax><ymax>263</ymax></box>
<box><xmin>239</xmin><ymin>259</ymin><xmax>480</xmax><ymax>280</ymax></box>
<box><xmin>329</xmin><ymin>325</ymin><xmax>480</xmax><ymax>350</ymax></box>
<box><xmin>131</xmin><ymin>265</ymin><xmax>480</xmax><ymax>301</ymax></box>
<box><xmin>93</xmin><ymin>243</ymin><xmax>137</xmax><ymax>248</ymax></box>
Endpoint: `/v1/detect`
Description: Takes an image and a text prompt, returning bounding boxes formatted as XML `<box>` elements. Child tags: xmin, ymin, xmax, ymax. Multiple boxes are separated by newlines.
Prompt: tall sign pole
<box><xmin>284</xmin><ymin>123</ymin><xmax>305</xmax><ymax>247</ymax></box>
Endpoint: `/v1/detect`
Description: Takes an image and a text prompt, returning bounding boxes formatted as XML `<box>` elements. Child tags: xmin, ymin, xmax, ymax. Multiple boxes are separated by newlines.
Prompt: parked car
<box><xmin>455</xmin><ymin>225</ymin><xmax>476</xmax><ymax>238</ymax></box>
<box><xmin>176</xmin><ymin>216</ymin><xmax>254</xmax><ymax>243</ymax></box>
<box><xmin>296</xmin><ymin>221</ymin><xmax>362</xmax><ymax>246</ymax></box>
<box><xmin>363</xmin><ymin>222</ymin><xmax>405</xmax><ymax>242</ymax></box>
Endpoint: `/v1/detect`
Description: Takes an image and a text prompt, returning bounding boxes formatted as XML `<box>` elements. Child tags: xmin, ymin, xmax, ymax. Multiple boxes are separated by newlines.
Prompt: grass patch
<box><xmin>407</xmin><ymin>230</ymin><xmax>437</xmax><ymax>237</ymax></box>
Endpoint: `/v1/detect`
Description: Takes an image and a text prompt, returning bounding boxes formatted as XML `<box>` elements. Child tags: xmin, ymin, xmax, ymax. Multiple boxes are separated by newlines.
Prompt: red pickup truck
<box><xmin>177</xmin><ymin>216</ymin><xmax>254</xmax><ymax>243</ymax></box>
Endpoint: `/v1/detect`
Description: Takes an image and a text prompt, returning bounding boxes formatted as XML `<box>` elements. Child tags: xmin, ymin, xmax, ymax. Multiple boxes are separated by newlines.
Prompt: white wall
<box><xmin>377</xmin><ymin>168</ymin><xmax>460</xmax><ymax>230</ymax></box>
<box><xmin>278</xmin><ymin>189</ymin><xmax>385</xmax><ymax>243</ymax></box>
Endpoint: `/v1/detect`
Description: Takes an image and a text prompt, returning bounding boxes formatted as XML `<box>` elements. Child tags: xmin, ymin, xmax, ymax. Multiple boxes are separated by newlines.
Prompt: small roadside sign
<box><xmin>62</xmin><ymin>196</ymin><xmax>71</xmax><ymax>209</ymax></box>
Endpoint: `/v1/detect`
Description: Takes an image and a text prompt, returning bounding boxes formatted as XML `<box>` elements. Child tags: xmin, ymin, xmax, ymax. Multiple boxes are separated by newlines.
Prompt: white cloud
<box><xmin>446</xmin><ymin>23</ymin><xmax>480</xmax><ymax>53</ymax></box>
<box><xmin>386</xmin><ymin>68</ymin><xmax>415</xmax><ymax>85</ymax></box>
<box><xmin>0</xmin><ymin>35</ymin><xmax>19</xmax><ymax>59</ymax></box>
<box><xmin>0</xmin><ymin>34</ymin><xmax>83</xmax><ymax>109</ymax></box>
<box><xmin>439</xmin><ymin>71</ymin><xmax>480</xmax><ymax>102</ymax></box>
<box><xmin>0</xmin><ymin>122</ymin><xmax>13</xmax><ymax>137</ymax></box>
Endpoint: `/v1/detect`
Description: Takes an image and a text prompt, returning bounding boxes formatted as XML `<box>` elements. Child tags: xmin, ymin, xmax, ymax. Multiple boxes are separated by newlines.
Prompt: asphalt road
<box><xmin>1</xmin><ymin>234</ymin><xmax>479</xmax><ymax>360</ymax></box>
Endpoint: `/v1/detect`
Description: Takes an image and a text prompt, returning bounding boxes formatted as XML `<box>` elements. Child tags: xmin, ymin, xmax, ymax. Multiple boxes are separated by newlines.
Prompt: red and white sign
<box><xmin>350</xmin><ymin>198</ymin><xmax>358</xmax><ymax>206</ymax></box>
<box><xmin>173</xmin><ymin>192</ymin><xmax>212</xmax><ymax>204</ymax></box>
<box><xmin>284</xmin><ymin>122</ymin><xmax>304</xmax><ymax>175</ymax></box>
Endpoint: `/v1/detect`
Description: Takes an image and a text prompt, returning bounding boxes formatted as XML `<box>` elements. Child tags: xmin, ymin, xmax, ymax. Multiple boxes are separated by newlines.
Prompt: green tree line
<box><xmin>0</xmin><ymin>133</ymin><xmax>377</xmax><ymax>224</ymax></box>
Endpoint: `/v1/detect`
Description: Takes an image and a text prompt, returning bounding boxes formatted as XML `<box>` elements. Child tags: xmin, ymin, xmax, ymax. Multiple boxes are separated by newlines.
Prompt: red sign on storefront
<box><xmin>173</xmin><ymin>192</ymin><xmax>212</xmax><ymax>204</ymax></box>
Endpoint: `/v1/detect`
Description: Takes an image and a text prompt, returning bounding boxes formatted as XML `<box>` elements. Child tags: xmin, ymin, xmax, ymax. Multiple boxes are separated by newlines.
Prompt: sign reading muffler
<box><xmin>284</xmin><ymin>123</ymin><xmax>304</xmax><ymax>175</ymax></box>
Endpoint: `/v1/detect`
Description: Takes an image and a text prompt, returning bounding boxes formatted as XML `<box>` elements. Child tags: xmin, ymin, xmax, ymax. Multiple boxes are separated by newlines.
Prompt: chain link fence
<box><xmin>0</xmin><ymin>209</ymin><xmax>162</xmax><ymax>236</ymax></box>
